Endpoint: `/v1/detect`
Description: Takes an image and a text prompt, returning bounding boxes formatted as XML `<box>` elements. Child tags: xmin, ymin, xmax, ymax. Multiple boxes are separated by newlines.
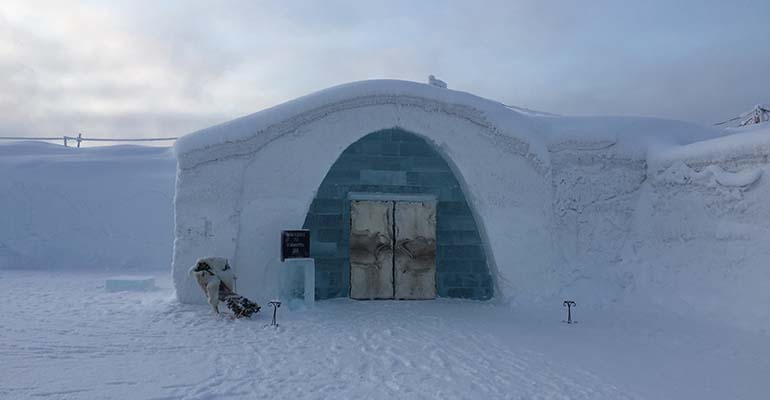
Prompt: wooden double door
<box><xmin>349</xmin><ymin>200</ymin><xmax>437</xmax><ymax>300</ymax></box>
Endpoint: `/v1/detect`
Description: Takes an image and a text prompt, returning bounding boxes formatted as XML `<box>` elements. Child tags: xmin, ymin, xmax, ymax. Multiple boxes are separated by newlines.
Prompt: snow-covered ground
<box><xmin>1</xmin><ymin>270</ymin><xmax>768</xmax><ymax>400</ymax></box>
<box><xmin>3</xmin><ymin>107</ymin><xmax>770</xmax><ymax>398</ymax></box>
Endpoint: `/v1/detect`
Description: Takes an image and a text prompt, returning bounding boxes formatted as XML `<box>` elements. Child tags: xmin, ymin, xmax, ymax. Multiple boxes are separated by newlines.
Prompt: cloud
<box><xmin>0</xmin><ymin>0</ymin><xmax>768</xmax><ymax>140</ymax></box>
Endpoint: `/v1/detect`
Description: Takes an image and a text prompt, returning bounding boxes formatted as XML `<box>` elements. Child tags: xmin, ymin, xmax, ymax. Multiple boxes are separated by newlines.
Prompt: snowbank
<box><xmin>651</xmin><ymin>123</ymin><xmax>770</xmax><ymax>172</ymax></box>
<box><xmin>622</xmin><ymin>159</ymin><xmax>770</xmax><ymax>331</ymax></box>
<box><xmin>544</xmin><ymin>129</ymin><xmax>770</xmax><ymax>331</ymax></box>
<box><xmin>540</xmin><ymin>114</ymin><xmax>730</xmax><ymax>158</ymax></box>
<box><xmin>0</xmin><ymin>142</ymin><xmax>176</xmax><ymax>271</ymax></box>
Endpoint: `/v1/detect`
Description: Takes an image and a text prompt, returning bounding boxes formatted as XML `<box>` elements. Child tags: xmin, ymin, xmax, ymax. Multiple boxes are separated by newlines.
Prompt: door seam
<box><xmin>391</xmin><ymin>201</ymin><xmax>396</xmax><ymax>299</ymax></box>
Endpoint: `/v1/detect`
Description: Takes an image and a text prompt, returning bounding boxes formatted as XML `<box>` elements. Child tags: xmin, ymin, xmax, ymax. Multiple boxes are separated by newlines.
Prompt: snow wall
<box><xmin>173</xmin><ymin>82</ymin><xmax>554</xmax><ymax>305</ymax></box>
<box><xmin>547</xmin><ymin>126</ymin><xmax>770</xmax><ymax>332</ymax></box>
<box><xmin>172</xmin><ymin>80</ymin><xmax>770</xmax><ymax>332</ymax></box>
<box><xmin>0</xmin><ymin>142</ymin><xmax>176</xmax><ymax>271</ymax></box>
<box><xmin>631</xmin><ymin>130</ymin><xmax>770</xmax><ymax>332</ymax></box>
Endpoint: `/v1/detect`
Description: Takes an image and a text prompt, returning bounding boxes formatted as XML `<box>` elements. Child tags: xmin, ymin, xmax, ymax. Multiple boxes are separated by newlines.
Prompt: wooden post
<box><xmin>76</xmin><ymin>133</ymin><xmax>82</xmax><ymax>148</ymax></box>
<box><xmin>64</xmin><ymin>136</ymin><xmax>68</xmax><ymax>147</ymax></box>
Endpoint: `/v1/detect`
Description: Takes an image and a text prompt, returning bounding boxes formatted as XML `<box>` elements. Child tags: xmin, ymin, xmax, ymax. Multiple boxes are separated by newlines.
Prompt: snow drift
<box><xmin>0</xmin><ymin>142</ymin><xmax>176</xmax><ymax>272</ymax></box>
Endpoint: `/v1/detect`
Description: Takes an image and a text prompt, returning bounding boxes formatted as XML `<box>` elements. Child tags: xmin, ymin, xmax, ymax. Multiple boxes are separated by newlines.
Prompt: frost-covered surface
<box><xmin>0</xmin><ymin>142</ymin><xmax>176</xmax><ymax>272</ymax></box>
<box><xmin>652</xmin><ymin>123</ymin><xmax>770</xmax><ymax>171</ymax></box>
<box><xmin>175</xmin><ymin>80</ymin><xmax>731</xmax><ymax>167</ymax></box>
<box><xmin>539</xmin><ymin>114</ymin><xmax>729</xmax><ymax>158</ymax></box>
<box><xmin>620</xmin><ymin>160</ymin><xmax>770</xmax><ymax>332</ymax></box>
<box><xmin>172</xmin><ymin>98</ymin><xmax>554</xmax><ymax>306</ymax></box>
<box><xmin>105</xmin><ymin>276</ymin><xmax>156</xmax><ymax>292</ymax></box>
<box><xmin>549</xmin><ymin>149</ymin><xmax>770</xmax><ymax>332</ymax></box>
<box><xmin>171</xmin><ymin>79</ymin><xmax>770</xmax><ymax>333</ymax></box>
<box><xmin>174</xmin><ymin>80</ymin><xmax>548</xmax><ymax>171</ymax></box>
<box><xmin>2</xmin><ymin>270</ymin><xmax>769</xmax><ymax>400</ymax></box>
<box><xmin>2</xmin><ymin>82</ymin><xmax>770</xmax><ymax>398</ymax></box>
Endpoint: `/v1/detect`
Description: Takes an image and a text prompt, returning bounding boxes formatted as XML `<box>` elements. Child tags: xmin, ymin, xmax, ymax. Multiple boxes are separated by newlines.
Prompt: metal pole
<box><xmin>563</xmin><ymin>300</ymin><xmax>576</xmax><ymax>324</ymax></box>
<box><xmin>268</xmin><ymin>301</ymin><xmax>281</xmax><ymax>327</ymax></box>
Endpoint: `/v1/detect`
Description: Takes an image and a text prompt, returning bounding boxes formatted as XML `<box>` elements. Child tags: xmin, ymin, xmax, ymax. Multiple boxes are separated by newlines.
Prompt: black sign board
<box><xmin>281</xmin><ymin>230</ymin><xmax>310</xmax><ymax>261</ymax></box>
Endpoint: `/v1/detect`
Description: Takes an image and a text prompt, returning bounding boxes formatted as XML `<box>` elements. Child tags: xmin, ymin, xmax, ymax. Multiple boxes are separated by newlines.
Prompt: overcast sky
<box><xmin>1</xmin><ymin>0</ymin><xmax>768</xmax><ymax>139</ymax></box>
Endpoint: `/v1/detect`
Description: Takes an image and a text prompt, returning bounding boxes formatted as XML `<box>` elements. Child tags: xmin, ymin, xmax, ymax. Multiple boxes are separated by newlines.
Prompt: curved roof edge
<box><xmin>174</xmin><ymin>79</ymin><xmax>547</xmax><ymax>169</ymax></box>
<box><xmin>174</xmin><ymin>78</ymin><xmax>738</xmax><ymax>170</ymax></box>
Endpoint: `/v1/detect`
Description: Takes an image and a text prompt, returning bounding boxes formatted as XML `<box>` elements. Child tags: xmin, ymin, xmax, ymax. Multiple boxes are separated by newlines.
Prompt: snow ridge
<box><xmin>177</xmin><ymin>91</ymin><xmax>547</xmax><ymax>175</ymax></box>
<box><xmin>657</xmin><ymin>161</ymin><xmax>763</xmax><ymax>188</ymax></box>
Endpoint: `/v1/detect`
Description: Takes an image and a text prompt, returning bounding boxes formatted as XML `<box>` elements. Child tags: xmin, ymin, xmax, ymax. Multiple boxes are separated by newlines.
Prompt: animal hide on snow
<box><xmin>189</xmin><ymin>257</ymin><xmax>260</xmax><ymax>318</ymax></box>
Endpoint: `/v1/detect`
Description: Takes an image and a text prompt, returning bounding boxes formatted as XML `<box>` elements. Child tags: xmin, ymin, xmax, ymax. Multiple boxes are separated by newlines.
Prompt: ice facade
<box><xmin>171</xmin><ymin>80</ymin><xmax>770</xmax><ymax>331</ymax></box>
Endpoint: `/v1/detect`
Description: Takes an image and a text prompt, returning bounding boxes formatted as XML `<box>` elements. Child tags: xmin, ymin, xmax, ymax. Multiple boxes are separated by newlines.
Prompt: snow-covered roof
<box><xmin>174</xmin><ymin>80</ymin><xmax>544</xmax><ymax>167</ymax></box>
<box><xmin>652</xmin><ymin>122</ymin><xmax>770</xmax><ymax>171</ymax></box>
<box><xmin>175</xmin><ymin>79</ymin><xmax>736</xmax><ymax>169</ymax></box>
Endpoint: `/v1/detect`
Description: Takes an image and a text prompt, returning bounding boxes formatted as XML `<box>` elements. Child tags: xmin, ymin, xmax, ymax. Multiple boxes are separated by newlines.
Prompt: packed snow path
<box><xmin>1</xmin><ymin>272</ymin><xmax>767</xmax><ymax>399</ymax></box>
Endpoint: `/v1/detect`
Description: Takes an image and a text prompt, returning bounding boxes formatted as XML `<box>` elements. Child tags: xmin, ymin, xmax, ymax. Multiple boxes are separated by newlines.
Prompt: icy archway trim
<box><xmin>176</xmin><ymin>92</ymin><xmax>548</xmax><ymax>175</ymax></box>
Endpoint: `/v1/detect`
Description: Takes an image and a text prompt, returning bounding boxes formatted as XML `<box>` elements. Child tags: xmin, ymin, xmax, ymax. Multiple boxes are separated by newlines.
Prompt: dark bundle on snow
<box><xmin>220</xmin><ymin>283</ymin><xmax>261</xmax><ymax>318</ymax></box>
<box><xmin>189</xmin><ymin>257</ymin><xmax>261</xmax><ymax>319</ymax></box>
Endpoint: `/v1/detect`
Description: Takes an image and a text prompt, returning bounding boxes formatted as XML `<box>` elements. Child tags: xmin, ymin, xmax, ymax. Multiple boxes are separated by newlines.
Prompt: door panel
<box><xmin>349</xmin><ymin>200</ymin><xmax>394</xmax><ymax>299</ymax></box>
<box><xmin>394</xmin><ymin>201</ymin><xmax>437</xmax><ymax>299</ymax></box>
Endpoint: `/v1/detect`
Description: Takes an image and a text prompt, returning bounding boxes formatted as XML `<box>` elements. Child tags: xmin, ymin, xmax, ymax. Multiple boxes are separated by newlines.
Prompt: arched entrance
<box><xmin>302</xmin><ymin>129</ymin><xmax>493</xmax><ymax>300</ymax></box>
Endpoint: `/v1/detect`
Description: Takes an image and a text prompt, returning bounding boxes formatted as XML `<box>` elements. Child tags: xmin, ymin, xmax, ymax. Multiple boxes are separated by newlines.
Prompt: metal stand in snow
<box><xmin>563</xmin><ymin>300</ymin><xmax>577</xmax><ymax>324</ymax></box>
<box><xmin>268</xmin><ymin>301</ymin><xmax>281</xmax><ymax>327</ymax></box>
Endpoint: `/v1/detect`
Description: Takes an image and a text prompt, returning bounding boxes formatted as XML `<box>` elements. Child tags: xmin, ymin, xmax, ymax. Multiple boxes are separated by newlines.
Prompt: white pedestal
<box><xmin>281</xmin><ymin>258</ymin><xmax>315</xmax><ymax>308</ymax></box>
